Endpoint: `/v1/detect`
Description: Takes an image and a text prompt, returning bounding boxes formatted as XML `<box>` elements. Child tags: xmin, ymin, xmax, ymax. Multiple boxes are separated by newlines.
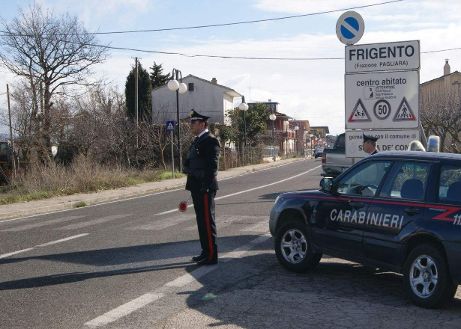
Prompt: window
<box><xmin>381</xmin><ymin>162</ymin><xmax>431</xmax><ymax>200</ymax></box>
<box><xmin>438</xmin><ymin>165</ymin><xmax>461</xmax><ymax>204</ymax></box>
<box><xmin>336</xmin><ymin>161</ymin><xmax>392</xmax><ymax>197</ymax></box>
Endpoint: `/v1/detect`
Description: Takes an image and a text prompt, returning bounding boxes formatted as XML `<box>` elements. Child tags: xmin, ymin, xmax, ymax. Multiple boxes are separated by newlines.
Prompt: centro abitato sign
<box><xmin>343</xmin><ymin>38</ymin><xmax>420</xmax><ymax>157</ymax></box>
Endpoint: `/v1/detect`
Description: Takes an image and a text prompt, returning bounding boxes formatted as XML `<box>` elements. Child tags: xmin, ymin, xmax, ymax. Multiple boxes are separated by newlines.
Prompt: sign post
<box><xmin>166</xmin><ymin>120</ymin><xmax>176</xmax><ymax>178</ymax></box>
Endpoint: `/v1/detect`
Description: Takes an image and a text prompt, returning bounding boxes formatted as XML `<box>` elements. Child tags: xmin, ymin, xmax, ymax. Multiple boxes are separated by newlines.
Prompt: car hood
<box><xmin>278</xmin><ymin>189</ymin><xmax>329</xmax><ymax>200</ymax></box>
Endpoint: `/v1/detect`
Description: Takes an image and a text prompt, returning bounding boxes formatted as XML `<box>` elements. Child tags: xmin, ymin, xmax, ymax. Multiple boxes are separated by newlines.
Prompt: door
<box><xmin>364</xmin><ymin>160</ymin><xmax>432</xmax><ymax>266</ymax></box>
<box><xmin>314</xmin><ymin>159</ymin><xmax>393</xmax><ymax>260</ymax></box>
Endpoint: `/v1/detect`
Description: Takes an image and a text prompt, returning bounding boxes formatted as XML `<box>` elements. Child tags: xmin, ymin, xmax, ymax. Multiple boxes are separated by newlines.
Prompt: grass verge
<box><xmin>0</xmin><ymin>155</ymin><xmax>184</xmax><ymax>205</ymax></box>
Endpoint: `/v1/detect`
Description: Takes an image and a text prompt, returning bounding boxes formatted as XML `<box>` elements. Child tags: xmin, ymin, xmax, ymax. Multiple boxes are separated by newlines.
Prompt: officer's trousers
<box><xmin>191</xmin><ymin>190</ymin><xmax>217</xmax><ymax>261</ymax></box>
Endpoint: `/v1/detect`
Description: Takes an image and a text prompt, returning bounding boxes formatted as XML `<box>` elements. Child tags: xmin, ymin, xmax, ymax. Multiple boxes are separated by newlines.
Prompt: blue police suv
<box><xmin>270</xmin><ymin>151</ymin><xmax>461</xmax><ymax>308</ymax></box>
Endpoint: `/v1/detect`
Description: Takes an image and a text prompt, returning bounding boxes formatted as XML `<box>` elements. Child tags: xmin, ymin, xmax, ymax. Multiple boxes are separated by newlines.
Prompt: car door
<box><xmin>313</xmin><ymin>159</ymin><xmax>393</xmax><ymax>260</ymax></box>
<box><xmin>363</xmin><ymin>160</ymin><xmax>433</xmax><ymax>267</ymax></box>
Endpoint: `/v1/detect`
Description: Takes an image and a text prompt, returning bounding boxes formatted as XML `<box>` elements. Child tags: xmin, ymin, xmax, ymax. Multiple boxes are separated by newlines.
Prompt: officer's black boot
<box><xmin>192</xmin><ymin>251</ymin><xmax>206</xmax><ymax>262</ymax></box>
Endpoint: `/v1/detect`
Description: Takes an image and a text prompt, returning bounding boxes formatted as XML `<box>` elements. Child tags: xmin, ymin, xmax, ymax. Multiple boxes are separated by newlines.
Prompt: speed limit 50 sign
<box><xmin>345</xmin><ymin>70</ymin><xmax>419</xmax><ymax>129</ymax></box>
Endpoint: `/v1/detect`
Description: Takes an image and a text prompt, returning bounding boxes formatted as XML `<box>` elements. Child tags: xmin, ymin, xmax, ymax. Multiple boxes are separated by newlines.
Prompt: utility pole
<box><xmin>6</xmin><ymin>84</ymin><xmax>16</xmax><ymax>177</ymax></box>
<box><xmin>135</xmin><ymin>57</ymin><xmax>139</xmax><ymax>148</ymax></box>
<box><xmin>175</xmin><ymin>71</ymin><xmax>182</xmax><ymax>172</ymax></box>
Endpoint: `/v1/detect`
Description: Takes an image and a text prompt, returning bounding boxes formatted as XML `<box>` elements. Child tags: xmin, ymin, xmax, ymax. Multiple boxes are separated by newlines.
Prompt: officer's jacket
<box><xmin>183</xmin><ymin>131</ymin><xmax>220</xmax><ymax>192</ymax></box>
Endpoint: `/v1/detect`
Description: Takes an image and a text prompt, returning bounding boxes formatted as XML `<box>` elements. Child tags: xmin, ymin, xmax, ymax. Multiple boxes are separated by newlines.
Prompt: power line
<box><xmin>93</xmin><ymin>44</ymin><xmax>343</xmax><ymax>60</ymax></box>
<box><xmin>90</xmin><ymin>0</ymin><xmax>406</xmax><ymax>35</ymax></box>
<box><xmin>90</xmin><ymin>43</ymin><xmax>461</xmax><ymax>61</ymax></box>
<box><xmin>422</xmin><ymin>47</ymin><xmax>461</xmax><ymax>54</ymax></box>
<box><xmin>0</xmin><ymin>0</ymin><xmax>406</xmax><ymax>37</ymax></box>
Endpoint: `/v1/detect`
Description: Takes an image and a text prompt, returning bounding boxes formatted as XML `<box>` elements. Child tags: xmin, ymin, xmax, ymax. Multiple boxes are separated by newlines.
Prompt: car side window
<box><xmin>438</xmin><ymin>165</ymin><xmax>461</xmax><ymax>204</ymax></box>
<box><xmin>381</xmin><ymin>162</ymin><xmax>430</xmax><ymax>200</ymax></box>
<box><xmin>336</xmin><ymin>161</ymin><xmax>392</xmax><ymax>197</ymax></box>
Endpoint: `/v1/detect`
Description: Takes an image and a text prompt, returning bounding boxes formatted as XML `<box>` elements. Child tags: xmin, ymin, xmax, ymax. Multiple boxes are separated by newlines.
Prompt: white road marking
<box><xmin>1</xmin><ymin>215</ymin><xmax>85</xmax><ymax>232</ymax></box>
<box><xmin>0</xmin><ymin>248</ymin><xmax>34</xmax><ymax>259</ymax></box>
<box><xmin>155</xmin><ymin>206</ymin><xmax>194</xmax><ymax>216</ymax></box>
<box><xmin>154</xmin><ymin>165</ymin><xmax>321</xmax><ymax>216</ymax></box>
<box><xmin>240</xmin><ymin>222</ymin><xmax>269</xmax><ymax>233</ymax></box>
<box><xmin>165</xmin><ymin>264</ymin><xmax>218</xmax><ymax>288</ymax></box>
<box><xmin>0</xmin><ymin>233</ymin><xmax>89</xmax><ymax>259</ymax></box>
<box><xmin>84</xmin><ymin>234</ymin><xmax>271</xmax><ymax>327</ymax></box>
<box><xmin>166</xmin><ymin>234</ymin><xmax>270</xmax><ymax>288</ymax></box>
<box><xmin>215</xmin><ymin>166</ymin><xmax>320</xmax><ymax>201</ymax></box>
<box><xmin>84</xmin><ymin>293</ymin><xmax>165</xmax><ymax>328</ymax></box>
<box><xmin>0</xmin><ymin>188</ymin><xmax>184</xmax><ymax>224</ymax></box>
<box><xmin>36</xmin><ymin>233</ymin><xmax>89</xmax><ymax>247</ymax></box>
<box><xmin>129</xmin><ymin>214</ymin><xmax>194</xmax><ymax>231</ymax></box>
<box><xmin>58</xmin><ymin>214</ymin><xmax>130</xmax><ymax>230</ymax></box>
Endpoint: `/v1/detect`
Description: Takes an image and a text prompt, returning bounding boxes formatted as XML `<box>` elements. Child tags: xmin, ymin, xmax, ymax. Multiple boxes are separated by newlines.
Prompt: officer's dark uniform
<box><xmin>363</xmin><ymin>133</ymin><xmax>379</xmax><ymax>155</ymax></box>
<box><xmin>183</xmin><ymin>110</ymin><xmax>220</xmax><ymax>265</ymax></box>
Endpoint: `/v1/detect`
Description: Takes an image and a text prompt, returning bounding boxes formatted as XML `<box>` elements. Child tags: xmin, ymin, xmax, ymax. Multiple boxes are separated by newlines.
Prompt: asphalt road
<box><xmin>1</xmin><ymin>158</ymin><xmax>460</xmax><ymax>329</ymax></box>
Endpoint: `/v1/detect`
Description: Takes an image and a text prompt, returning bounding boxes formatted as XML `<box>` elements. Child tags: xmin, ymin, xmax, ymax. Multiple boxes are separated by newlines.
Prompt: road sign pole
<box><xmin>170</xmin><ymin>129</ymin><xmax>175</xmax><ymax>178</ymax></box>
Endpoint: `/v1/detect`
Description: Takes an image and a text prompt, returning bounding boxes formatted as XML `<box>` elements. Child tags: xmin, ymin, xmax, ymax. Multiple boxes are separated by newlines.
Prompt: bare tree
<box><xmin>0</xmin><ymin>80</ymin><xmax>39</xmax><ymax>168</ymax></box>
<box><xmin>0</xmin><ymin>4</ymin><xmax>107</xmax><ymax>161</ymax></box>
<box><xmin>421</xmin><ymin>92</ymin><xmax>461</xmax><ymax>152</ymax></box>
<box><xmin>67</xmin><ymin>84</ymin><xmax>128</xmax><ymax>166</ymax></box>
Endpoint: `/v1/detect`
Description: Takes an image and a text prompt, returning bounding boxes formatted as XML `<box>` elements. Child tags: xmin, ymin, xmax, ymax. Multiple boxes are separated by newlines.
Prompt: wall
<box><xmin>152</xmin><ymin>76</ymin><xmax>237</xmax><ymax>124</ymax></box>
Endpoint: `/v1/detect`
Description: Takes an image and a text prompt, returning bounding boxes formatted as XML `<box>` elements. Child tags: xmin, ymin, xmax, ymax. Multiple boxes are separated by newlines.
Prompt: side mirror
<box><xmin>320</xmin><ymin>177</ymin><xmax>334</xmax><ymax>193</ymax></box>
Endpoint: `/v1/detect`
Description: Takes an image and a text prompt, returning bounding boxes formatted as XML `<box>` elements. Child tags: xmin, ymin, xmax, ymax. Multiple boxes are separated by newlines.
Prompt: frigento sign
<box><xmin>345</xmin><ymin>129</ymin><xmax>420</xmax><ymax>158</ymax></box>
<box><xmin>346</xmin><ymin>40</ymin><xmax>420</xmax><ymax>73</ymax></box>
<box><xmin>345</xmin><ymin>70</ymin><xmax>419</xmax><ymax>129</ymax></box>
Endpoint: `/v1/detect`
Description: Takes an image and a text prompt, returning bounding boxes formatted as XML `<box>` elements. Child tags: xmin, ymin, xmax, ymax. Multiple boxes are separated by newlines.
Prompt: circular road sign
<box><xmin>373</xmin><ymin>99</ymin><xmax>391</xmax><ymax>120</ymax></box>
<box><xmin>336</xmin><ymin>11</ymin><xmax>365</xmax><ymax>45</ymax></box>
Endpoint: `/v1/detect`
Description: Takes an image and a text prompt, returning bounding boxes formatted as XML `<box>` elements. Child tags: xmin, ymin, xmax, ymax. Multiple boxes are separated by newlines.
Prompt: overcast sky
<box><xmin>1</xmin><ymin>0</ymin><xmax>461</xmax><ymax>134</ymax></box>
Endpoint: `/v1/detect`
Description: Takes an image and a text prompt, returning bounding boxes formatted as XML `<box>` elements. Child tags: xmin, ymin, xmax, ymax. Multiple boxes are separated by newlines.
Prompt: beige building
<box><xmin>420</xmin><ymin>60</ymin><xmax>461</xmax><ymax>152</ymax></box>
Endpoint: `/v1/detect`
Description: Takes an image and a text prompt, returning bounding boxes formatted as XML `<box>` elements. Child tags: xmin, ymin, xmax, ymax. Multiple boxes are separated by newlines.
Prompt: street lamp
<box><xmin>309</xmin><ymin>133</ymin><xmax>314</xmax><ymax>158</ymax></box>
<box><xmin>294</xmin><ymin>126</ymin><xmax>299</xmax><ymax>155</ymax></box>
<box><xmin>239</xmin><ymin>96</ymin><xmax>249</xmax><ymax>164</ymax></box>
<box><xmin>269</xmin><ymin>113</ymin><xmax>276</xmax><ymax>161</ymax></box>
<box><xmin>168</xmin><ymin>69</ymin><xmax>188</xmax><ymax>172</ymax></box>
<box><xmin>51</xmin><ymin>145</ymin><xmax>58</xmax><ymax>158</ymax></box>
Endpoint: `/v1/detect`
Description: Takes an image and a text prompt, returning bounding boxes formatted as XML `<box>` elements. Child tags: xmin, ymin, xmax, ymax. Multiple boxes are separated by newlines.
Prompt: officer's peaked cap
<box><xmin>189</xmin><ymin>109</ymin><xmax>209</xmax><ymax>122</ymax></box>
<box><xmin>363</xmin><ymin>133</ymin><xmax>379</xmax><ymax>143</ymax></box>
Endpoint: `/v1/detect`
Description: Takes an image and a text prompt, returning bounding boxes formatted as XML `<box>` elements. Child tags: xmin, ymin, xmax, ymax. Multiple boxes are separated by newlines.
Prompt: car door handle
<box><xmin>404</xmin><ymin>207</ymin><xmax>420</xmax><ymax>216</ymax></box>
<box><xmin>348</xmin><ymin>201</ymin><xmax>365</xmax><ymax>209</ymax></box>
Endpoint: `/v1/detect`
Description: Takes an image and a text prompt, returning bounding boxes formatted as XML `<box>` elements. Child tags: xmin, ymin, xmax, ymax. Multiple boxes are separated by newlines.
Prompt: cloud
<box><xmin>253</xmin><ymin>0</ymin><xmax>461</xmax><ymax>29</ymax></box>
<box><xmin>37</xmin><ymin>0</ymin><xmax>154</xmax><ymax>29</ymax></box>
<box><xmin>254</xmin><ymin>0</ymin><xmax>376</xmax><ymax>14</ymax></box>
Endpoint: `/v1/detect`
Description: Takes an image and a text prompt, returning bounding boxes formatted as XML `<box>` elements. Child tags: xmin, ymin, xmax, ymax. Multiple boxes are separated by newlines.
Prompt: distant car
<box><xmin>270</xmin><ymin>151</ymin><xmax>461</xmax><ymax>308</ymax></box>
<box><xmin>314</xmin><ymin>147</ymin><xmax>324</xmax><ymax>158</ymax></box>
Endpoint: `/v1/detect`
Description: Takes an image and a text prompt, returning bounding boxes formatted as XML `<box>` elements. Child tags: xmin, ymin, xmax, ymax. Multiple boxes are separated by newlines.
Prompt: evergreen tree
<box><xmin>149</xmin><ymin>62</ymin><xmax>171</xmax><ymax>89</ymax></box>
<box><xmin>125</xmin><ymin>63</ymin><xmax>152</xmax><ymax>122</ymax></box>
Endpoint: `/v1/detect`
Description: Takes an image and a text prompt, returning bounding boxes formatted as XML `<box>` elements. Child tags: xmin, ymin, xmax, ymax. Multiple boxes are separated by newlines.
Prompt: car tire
<box><xmin>403</xmin><ymin>244</ymin><xmax>457</xmax><ymax>308</ymax></box>
<box><xmin>274</xmin><ymin>219</ymin><xmax>322</xmax><ymax>273</ymax></box>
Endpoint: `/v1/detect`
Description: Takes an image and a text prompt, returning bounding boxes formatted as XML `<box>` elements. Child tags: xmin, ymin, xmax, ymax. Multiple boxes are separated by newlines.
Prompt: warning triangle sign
<box><xmin>168</xmin><ymin>123</ymin><xmax>173</xmax><ymax>129</ymax></box>
<box><xmin>348</xmin><ymin>99</ymin><xmax>371</xmax><ymax>122</ymax></box>
<box><xmin>393</xmin><ymin>97</ymin><xmax>416</xmax><ymax>121</ymax></box>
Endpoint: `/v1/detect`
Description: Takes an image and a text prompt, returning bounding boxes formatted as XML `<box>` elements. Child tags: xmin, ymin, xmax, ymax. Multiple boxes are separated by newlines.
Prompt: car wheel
<box><xmin>403</xmin><ymin>244</ymin><xmax>457</xmax><ymax>308</ymax></box>
<box><xmin>274</xmin><ymin>220</ymin><xmax>322</xmax><ymax>273</ymax></box>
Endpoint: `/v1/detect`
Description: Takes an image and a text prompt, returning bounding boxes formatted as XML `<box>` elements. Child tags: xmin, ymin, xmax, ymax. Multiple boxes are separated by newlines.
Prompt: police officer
<box><xmin>183</xmin><ymin>110</ymin><xmax>220</xmax><ymax>265</ymax></box>
<box><xmin>363</xmin><ymin>133</ymin><xmax>379</xmax><ymax>155</ymax></box>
